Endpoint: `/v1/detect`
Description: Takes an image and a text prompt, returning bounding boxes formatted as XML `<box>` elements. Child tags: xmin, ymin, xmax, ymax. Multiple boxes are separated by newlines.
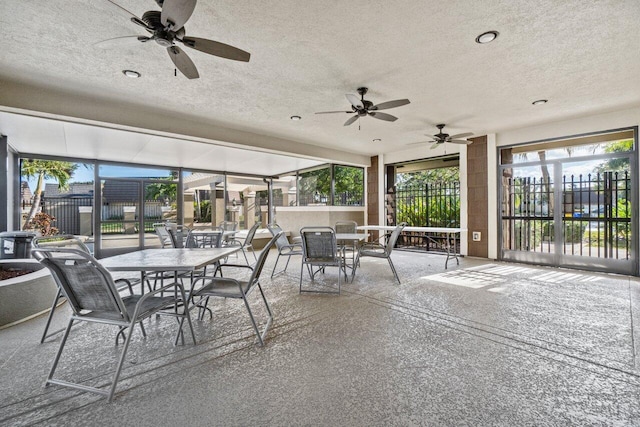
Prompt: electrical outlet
<box><xmin>472</xmin><ymin>231</ymin><xmax>481</xmax><ymax>242</ymax></box>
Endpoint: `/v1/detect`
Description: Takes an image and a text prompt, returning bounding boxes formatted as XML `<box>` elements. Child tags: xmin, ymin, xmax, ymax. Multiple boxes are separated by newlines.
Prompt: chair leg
<box><xmin>241</xmin><ymin>246</ymin><xmax>250</xmax><ymax>266</ymax></box>
<box><xmin>46</xmin><ymin>318</ymin><xmax>75</xmax><ymax>386</ymax></box>
<box><xmin>41</xmin><ymin>288</ymin><xmax>62</xmax><ymax>343</ymax></box>
<box><xmin>249</xmin><ymin>244</ymin><xmax>258</xmax><ymax>263</ymax></box>
<box><xmin>351</xmin><ymin>251</ymin><xmax>361</xmax><ymax>282</ymax></box>
<box><xmin>107</xmin><ymin>321</ymin><xmax>137</xmax><ymax>402</ymax></box>
<box><xmin>387</xmin><ymin>257</ymin><xmax>400</xmax><ymax>284</ymax></box>
<box><xmin>178</xmin><ymin>286</ymin><xmax>197</xmax><ymax>345</ymax></box>
<box><xmin>270</xmin><ymin>253</ymin><xmax>282</xmax><ymax>278</ymax></box>
<box><xmin>242</xmin><ymin>283</ymin><xmax>273</xmax><ymax>346</ymax></box>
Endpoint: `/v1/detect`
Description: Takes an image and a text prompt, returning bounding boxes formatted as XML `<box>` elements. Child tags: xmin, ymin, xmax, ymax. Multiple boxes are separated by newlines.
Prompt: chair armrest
<box><xmin>360</xmin><ymin>242</ymin><xmax>384</xmax><ymax>250</ymax></box>
<box><xmin>114</xmin><ymin>278</ymin><xmax>134</xmax><ymax>294</ymax></box>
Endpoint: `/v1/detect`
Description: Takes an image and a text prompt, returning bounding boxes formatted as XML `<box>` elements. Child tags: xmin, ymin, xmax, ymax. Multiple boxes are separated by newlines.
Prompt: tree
<box><xmin>21</xmin><ymin>160</ymin><xmax>78</xmax><ymax>227</ymax></box>
<box><xmin>595</xmin><ymin>139</ymin><xmax>633</xmax><ymax>173</ymax></box>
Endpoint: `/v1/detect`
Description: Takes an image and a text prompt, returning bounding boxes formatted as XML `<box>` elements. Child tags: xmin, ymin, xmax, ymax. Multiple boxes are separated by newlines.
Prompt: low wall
<box><xmin>0</xmin><ymin>259</ymin><xmax>57</xmax><ymax>328</ymax></box>
<box><xmin>273</xmin><ymin>206</ymin><xmax>365</xmax><ymax>239</ymax></box>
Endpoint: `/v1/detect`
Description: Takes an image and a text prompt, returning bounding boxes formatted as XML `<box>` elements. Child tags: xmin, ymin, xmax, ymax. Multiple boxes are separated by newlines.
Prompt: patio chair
<box><xmin>190</xmin><ymin>232</ymin><xmax>281</xmax><ymax>346</ymax></box>
<box><xmin>32</xmin><ymin>247</ymin><xmax>195</xmax><ymax>402</ymax></box>
<box><xmin>166</xmin><ymin>224</ymin><xmax>191</xmax><ymax>248</ymax></box>
<box><xmin>299</xmin><ymin>227</ymin><xmax>344</xmax><ymax>295</ymax></box>
<box><xmin>153</xmin><ymin>222</ymin><xmax>173</xmax><ymax>248</ymax></box>
<box><xmin>335</xmin><ymin>220</ymin><xmax>359</xmax><ymax>267</ymax></box>
<box><xmin>267</xmin><ymin>223</ymin><xmax>303</xmax><ymax>277</ymax></box>
<box><xmin>353</xmin><ymin>222</ymin><xmax>407</xmax><ymax>284</ymax></box>
<box><xmin>33</xmin><ymin>235</ymin><xmax>137</xmax><ymax>343</ymax></box>
<box><xmin>228</xmin><ymin>221</ymin><xmax>261</xmax><ymax>265</ymax></box>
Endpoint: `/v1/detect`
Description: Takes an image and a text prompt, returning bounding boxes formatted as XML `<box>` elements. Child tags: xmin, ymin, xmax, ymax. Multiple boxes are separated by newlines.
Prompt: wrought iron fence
<box><xmin>394</xmin><ymin>182</ymin><xmax>460</xmax><ymax>252</ymax></box>
<box><xmin>38</xmin><ymin>197</ymin><xmax>92</xmax><ymax>235</ymax></box>
<box><xmin>502</xmin><ymin>172</ymin><xmax>631</xmax><ymax>259</ymax></box>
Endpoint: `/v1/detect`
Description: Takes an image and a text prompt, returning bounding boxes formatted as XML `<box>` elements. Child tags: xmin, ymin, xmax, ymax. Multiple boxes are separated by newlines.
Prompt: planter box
<box><xmin>0</xmin><ymin>259</ymin><xmax>57</xmax><ymax>328</ymax></box>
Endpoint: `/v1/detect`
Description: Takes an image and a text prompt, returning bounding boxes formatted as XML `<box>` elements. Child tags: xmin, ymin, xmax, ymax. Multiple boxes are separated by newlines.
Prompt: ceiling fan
<box><xmin>315</xmin><ymin>87</ymin><xmax>410</xmax><ymax>126</ymax></box>
<box><xmin>411</xmin><ymin>124</ymin><xmax>474</xmax><ymax>149</ymax></box>
<box><xmin>102</xmin><ymin>0</ymin><xmax>250</xmax><ymax>79</ymax></box>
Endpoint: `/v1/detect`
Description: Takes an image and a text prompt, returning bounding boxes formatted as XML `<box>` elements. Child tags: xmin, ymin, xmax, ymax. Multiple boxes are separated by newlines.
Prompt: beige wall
<box><xmin>274</xmin><ymin>207</ymin><xmax>365</xmax><ymax>238</ymax></box>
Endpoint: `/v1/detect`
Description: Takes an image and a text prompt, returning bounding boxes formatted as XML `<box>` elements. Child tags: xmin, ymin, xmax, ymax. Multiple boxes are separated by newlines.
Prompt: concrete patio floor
<box><xmin>1</xmin><ymin>250</ymin><xmax>640</xmax><ymax>426</ymax></box>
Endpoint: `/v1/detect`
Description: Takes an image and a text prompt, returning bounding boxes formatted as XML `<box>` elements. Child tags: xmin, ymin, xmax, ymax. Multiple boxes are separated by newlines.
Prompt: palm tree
<box><xmin>21</xmin><ymin>160</ymin><xmax>78</xmax><ymax>227</ymax></box>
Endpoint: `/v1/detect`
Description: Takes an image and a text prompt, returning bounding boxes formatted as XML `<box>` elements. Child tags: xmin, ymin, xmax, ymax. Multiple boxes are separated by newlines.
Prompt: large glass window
<box><xmin>297</xmin><ymin>164</ymin><xmax>364</xmax><ymax>206</ymax></box>
<box><xmin>20</xmin><ymin>158</ymin><xmax>94</xmax><ymax>236</ymax></box>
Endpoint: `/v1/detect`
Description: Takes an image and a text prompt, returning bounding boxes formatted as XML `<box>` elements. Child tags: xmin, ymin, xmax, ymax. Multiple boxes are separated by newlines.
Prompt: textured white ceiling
<box><xmin>0</xmin><ymin>0</ymin><xmax>639</xmax><ymax>166</ymax></box>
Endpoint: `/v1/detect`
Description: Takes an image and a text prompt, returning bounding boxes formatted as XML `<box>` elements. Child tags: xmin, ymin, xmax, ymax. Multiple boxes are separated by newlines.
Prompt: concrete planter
<box><xmin>0</xmin><ymin>259</ymin><xmax>57</xmax><ymax>328</ymax></box>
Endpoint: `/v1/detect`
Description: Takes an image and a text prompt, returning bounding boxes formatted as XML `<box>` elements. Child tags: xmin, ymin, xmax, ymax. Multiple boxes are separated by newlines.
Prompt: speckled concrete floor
<box><xmin>1</xmin><ymin>250</ymin><xmax>640</xmax><ymax>426</ymax></box>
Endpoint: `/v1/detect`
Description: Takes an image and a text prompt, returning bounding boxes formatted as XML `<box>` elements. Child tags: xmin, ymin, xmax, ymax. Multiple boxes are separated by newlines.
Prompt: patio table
<box><xmin>356</xmin><ymin>225</ymin><xmax>467</xmax><ymax>269</ymax></box>
<box><xmin>100</xmin><ymin>247</ymin><xmax>241</xmax><ymax>291</ymax></box>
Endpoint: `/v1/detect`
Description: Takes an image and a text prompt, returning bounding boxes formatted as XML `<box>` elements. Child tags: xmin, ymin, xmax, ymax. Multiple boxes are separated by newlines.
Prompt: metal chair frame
<box><xmin>228</xmin><ymin>221</ymin><xmax>261</xmax><ymax>265</ymax></box>
<box><xmin>353</xmin><ymin>222</ymin><xmax>407</xmax><ymax>284</ymax></box>
<box><xmin>267</xmin><ymin>223</ymin><xmax>303</xmax><ymax>277</ymax></box>
<box><xmin>299</xmin><ymin>227</ymin><xmax>344</xmax><ymax>295</ymax></box>
<box><xmin>190</xmin><ymin>232</ymin><xmax>281</xmax><ymax>346</ymax></box>
<box><xmin>32</xmin><ymin>247</ymin><xmax>195</xmax><ymax>402</ymax></box>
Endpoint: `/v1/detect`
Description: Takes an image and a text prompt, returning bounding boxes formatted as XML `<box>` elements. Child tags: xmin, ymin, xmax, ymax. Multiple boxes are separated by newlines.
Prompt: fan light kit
<box><xmin>475</xmin><ymin>31</ymin><xmax>499</xmax><ymax>44</ymax></box>
<box><xmin>122</xmin><ymin>70</ymin><xmax>141</xmax><ymax>78</ymax></box>
<box><xmin>103</xmin><ymin>0</ymin><xmax>251</xmax><ymax>79</ymax></box>
<box><xmin>532</xmin><ymin>99</ymin><xmax>548</xmax><ymax>105</ymax></box>
<box><xmin>290</xmin><ymin>115</ymin><xmax>302</xmax><ymax>121</ymax></box>
<box><xmin>315</xmin><ymin>87</ymin><xmax>410</xmax><ymax>127</ymax></box>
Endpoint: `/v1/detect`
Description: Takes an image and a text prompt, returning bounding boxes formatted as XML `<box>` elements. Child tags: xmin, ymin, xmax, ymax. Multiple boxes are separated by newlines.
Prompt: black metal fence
<box><xmin>39</xmin><ymin>197</ymin><xmax>92</xmax><ymax>235</ymax></box>
<box><xmin>502</xmin><ymin>172</ymin><xmax>631</xmax><ymax>259</ymax></box>
<box><xmin>394</xmin><ymin>182</ymin><xmax>461</xmax><ymax>252</ymax></box>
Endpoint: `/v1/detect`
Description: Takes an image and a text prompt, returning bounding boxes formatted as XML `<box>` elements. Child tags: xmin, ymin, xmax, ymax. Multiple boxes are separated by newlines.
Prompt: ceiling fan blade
<box><xmin>93</xmin><ymin>35</ymin><xmax>149</xmax><ymax>48</ymax></box>
<box><xmin>106</xmin><ymin>0</ymin><xmax>141</xmax><ymax>20</ymax></box>
<box><xmin>368</xmin><ymin>112</ymin><xmax>398</xmax><ymax>122</ymax></box>
<box><xmin>344</xmin><ymin>115</ymin><xmax>359</xmax><ymax>126</ymax></box>
<box><xmin>430</xmin><ymin>143</ymin><xmax>441</xmax><ymax>150</ymax></box>
<box><xmin>181</xmin><ymin>37</ymin><xmax>250</xmax><ymax>62</ymax></box>
<box><xmin>448</xmin><ymin>132</ymin><xmax>474</xmax><ymax>139</ymax></box>
<box><xmin>167</xmin><ymin>46</ymin><xmax>199</xmax><ymax>79</ymax></box>
<box><xmin>448</xmin><ymin>139</ymin><xmax>473</xmax><ymax>145</ymax></box>
<box><xmin>315</xmin><ymin>110</ymin><xmax>353</xmax><ymax>114</ymax></box>
<box><xmin>345</xmin><ymin>94</ymin><xmax>364</xmax><ymax>110</ymax></box>
<box><xmin>161</xmin><ymin>0</ymin><xmax>196</xmax><ymax>30</ymax></box>
<box><xmin>372</xmin><ymin>99</ymin><xmax>410</xmax><ymax>111</ymax></box>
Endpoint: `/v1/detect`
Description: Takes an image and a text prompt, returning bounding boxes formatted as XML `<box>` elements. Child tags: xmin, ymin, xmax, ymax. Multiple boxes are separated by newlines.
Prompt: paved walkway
<box><xmin>1</xmin><ymin>250</ymin><xmax>639</xmax><ymax>426</ymax></box>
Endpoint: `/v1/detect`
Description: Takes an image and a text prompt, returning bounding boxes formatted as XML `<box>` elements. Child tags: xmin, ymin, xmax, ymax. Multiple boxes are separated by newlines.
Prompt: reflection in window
<box><xmin>298</xmin><ymin>167</ymin><xmax>330</xmax><ymax>206</ymax></box>
<box><xmin>334</xmin><ymin>165</ymin><xmax>364</xmax><ymax>206</ymax></box>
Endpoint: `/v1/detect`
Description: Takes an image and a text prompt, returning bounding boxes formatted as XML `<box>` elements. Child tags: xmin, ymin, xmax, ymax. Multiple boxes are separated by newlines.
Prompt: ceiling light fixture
<box><xmin>532</xmin><ymin>99</ymin><xmax>548</xmax><ymax>105</ymax></box>
<box><xmin>372</xmin><ymin>138</ymin><xmax>382</xmax><ymax>142</ymax></box>
<box><xmin>122</xmin><ymin>70</ymin><xmax>141</xmax><ymax>78</ymax></box>
<box><xmin>475</xmin><ymin>31</ymin><xmax>499</xmax><ymax>44</ymax></box>
<box><xmin>290</xmin><ymin>115</ymin><xmax>302</xmax><ymax>121</ymax></box>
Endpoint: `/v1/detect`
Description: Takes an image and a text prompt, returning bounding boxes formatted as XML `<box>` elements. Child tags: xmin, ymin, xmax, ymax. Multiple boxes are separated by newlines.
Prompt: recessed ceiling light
<box><xmin>475</xmin><ymin>31</ymin><xmax>499</xmax><ymax>44</ymax></box>
<box><xmin>290</xmin><ymin>115</ymin><xmax>302</xmax><ymax>120</ymax></box>
<box><xmin>372</xmin><ymin>138</ymin><xmax>382</xmax><ymax>142</ymax></box>
<box><xmin>532</xmin><ymin>99</ymin><xmax>548</xmax><ymax>105</ymax></box>
<box><xmin>122</xmin><ymin>70</ymin><xmax>141</xmax><ymax>78</ymax></box>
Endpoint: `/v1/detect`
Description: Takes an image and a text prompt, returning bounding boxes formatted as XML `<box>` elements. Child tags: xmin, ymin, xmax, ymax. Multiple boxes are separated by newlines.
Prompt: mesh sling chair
<box><xmin>189</xmin><ymin>232</ymin><xmax>281</xmax><ymax>346</ymax></box>
<box><xmin>353</xmin><ymin>222</ymin><xmax>407</xmax><ymax>284</ymax></box>
<box><xmin>32</xmin><ymin>247</ymin><xmax>196</xmax><ymax>402</ymax></box>
<box><xmin>267</xmin><ymin>223</ymin><xmax>303</xmax><ymax>277</ymax></box>
<box><xmin>153</xmin><ymin>222</ymin><xmax>173</xmax><ymax>248</ymax></box>
<box><xmin>299</xmin><ymin>227</ymin><xmax>345</xmax><ymax>295</ymax></box>
<box><xmin>227</xmin><ymin>221</ymin><xmax>262</xmax><ymax>265</ymax></box>
<box><xmin>335</xmin><ymin>220</ymin><xmax>359</xmax><ymax>269</ymax></box>
<box><xmin>33</xmin><ymin>235</ymin><xmax>137</xmax><ymax>343</ymax></box>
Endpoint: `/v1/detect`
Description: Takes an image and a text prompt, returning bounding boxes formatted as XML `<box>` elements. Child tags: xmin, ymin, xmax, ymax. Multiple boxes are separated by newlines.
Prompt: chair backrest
<box><xmin>300</xmin><ymin>227</ymin><xmax>338</xmax><ymax>262</ymax></box>
<box><xmin>243</xmin><ymin>221</ymin><xmax>262</xmax><ymax>245</ymax></box>
<box><xmin>186</xmin><ymin>228</ymin><xmax>223</xmax><ymax>248</ymax></box>
<box><xmin>335</xmin><ymin>220</ymin><xmax>357</xmax><ymax>234</ymax></box>
<box><xmin>267</xmin><ymin>223</ymin><xmax>291</xmax><ymax>252</ymax></box>
<box><xmin>218</xmin><ymin>221</ymin><xmax>238</xmax><ymax>232</ymax></box>
<box><xmin>166</xmin><ymin>225</ymin><xmax>190</xmax><ymax>248</ymax></box>
<box><xmin>249</xmin><ymin>231</ymin><xmax>282</xmax><ymax>282</ymax></box>
<box><xmin>385</xmin><ymin>222</ymin><xmax>407</xmax><ymax>256</ymax></box>
<box><xmin>153</xmin><ymin>223</ymin><xmax>172</xmax><ymax>248</ymax></box>
<box><xmin>32</xmin><ymin>247</ymin><xmax>129</xmax><ymax>321</ymax></box>
<box><xmin>33</xmin><ymin>235</ymin><xmax>91</xmax><ymax>254</ymax></box>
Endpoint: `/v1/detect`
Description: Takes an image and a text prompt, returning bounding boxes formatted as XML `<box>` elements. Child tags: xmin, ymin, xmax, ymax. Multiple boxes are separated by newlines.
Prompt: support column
<box><xmin>123</xmin><ymin>206</ymin><xmax>136</xmax><ymax>234</ymax></box>
<box><xmin>244</xmin><ymin>190</ymin><xmax>256</xmax><ymax>228</ymax></box>
<box><xmin>79</xmin><ymin>206</ymin><xmax>93</xmax><ymax>236</ymax></box>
